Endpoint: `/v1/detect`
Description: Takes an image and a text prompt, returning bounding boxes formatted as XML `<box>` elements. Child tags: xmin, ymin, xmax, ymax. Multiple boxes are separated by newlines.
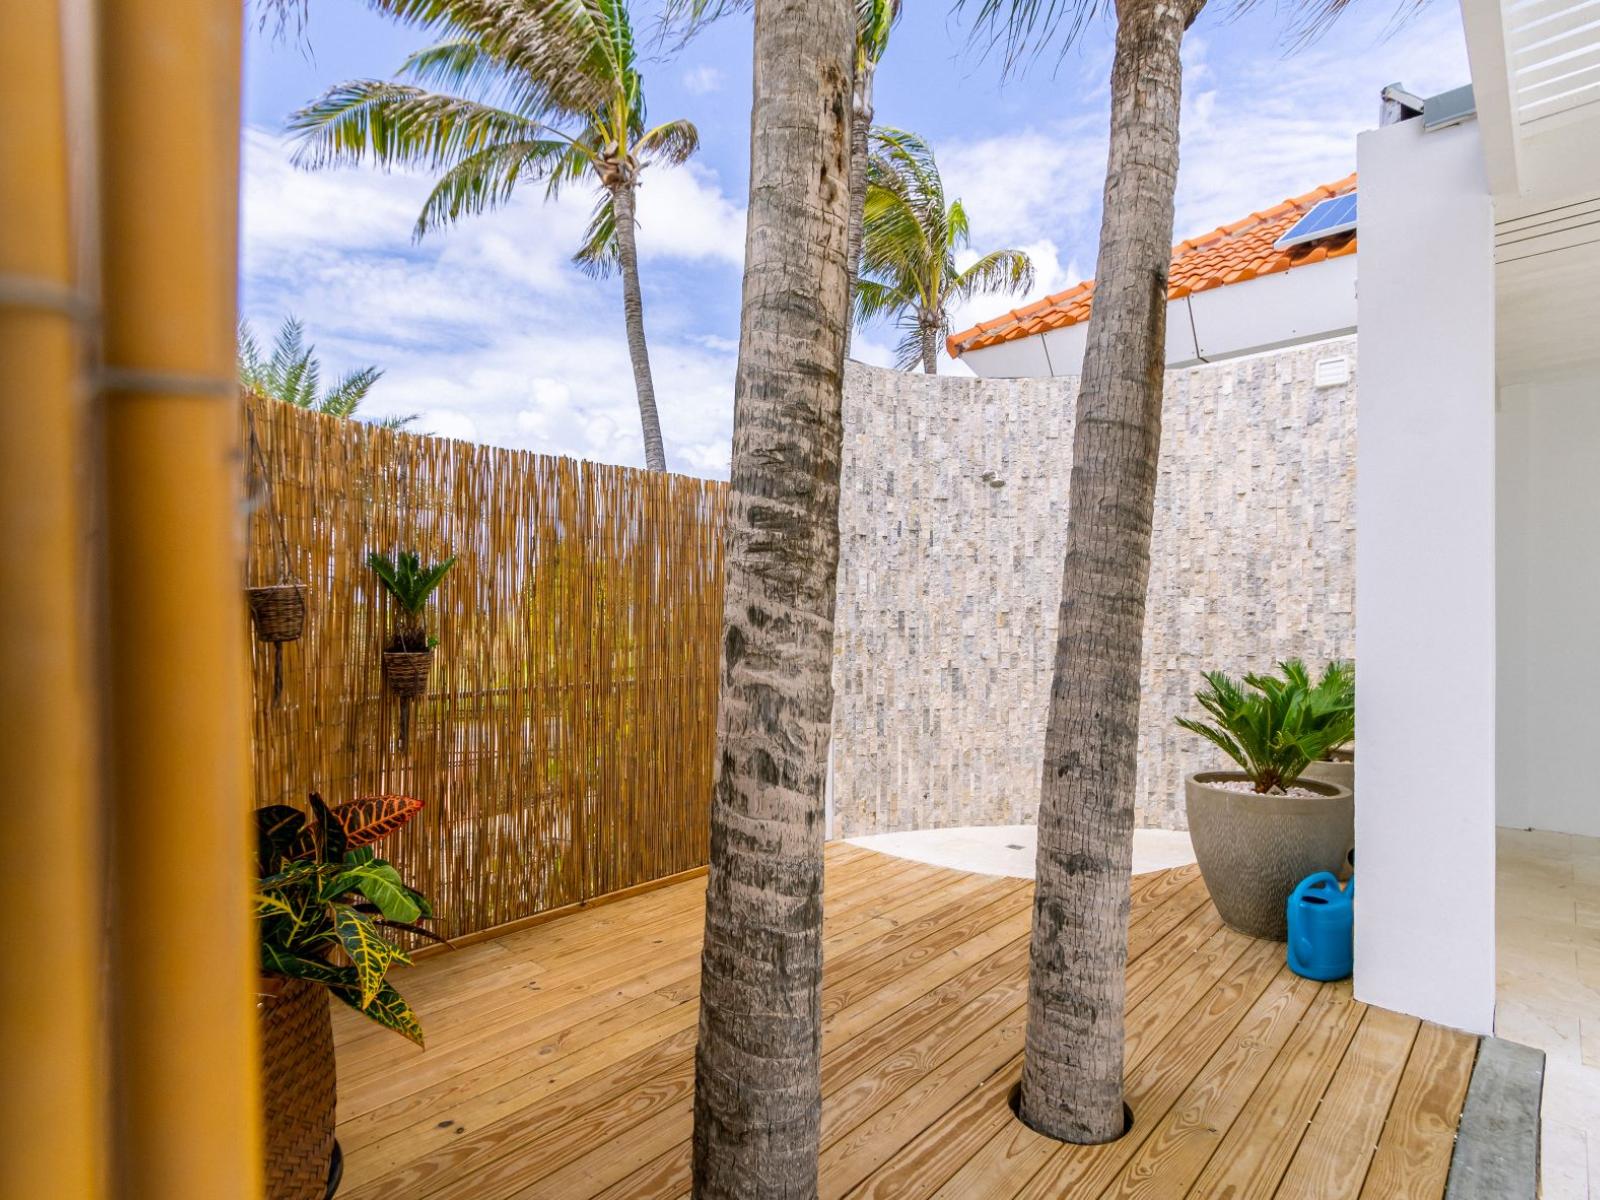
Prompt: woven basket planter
<box><xmin>382</xmin><ymin>649</ymin><xmax>434</xmax><ymax>699</ymax></box>
<box><xmin>259</xmin><ymin>975</ymin><xmax>338</xmax><ymax>1200</ymax></box>
<box><xmin>247</xmin><ymin>584</ymin><xmax>307</xmax><ymax>643</ymax></box>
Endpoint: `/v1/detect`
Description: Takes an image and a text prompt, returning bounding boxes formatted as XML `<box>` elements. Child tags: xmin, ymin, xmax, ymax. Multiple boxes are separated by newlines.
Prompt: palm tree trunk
<box><xmin>920</xmin><ymin>320</ymin><xmax>938</xmax><ymax>374</ymax></box>
<box><xmin>1018</xmin><ymin>0</ymin><xmax>1201</xmax><ymax>1145</ymax></box>
<box><xmin>612</xmin><ymin>180</ymin><xmax>668</xmax><ymax>472</ymax></box>
<box><xmin>843</xmin><ymin>63</ymin><xmax>874</xmax><ymax>358</ymax></box>
<box><xmin>689</xmin><ymin>0</ymin><xmax>854</xmax><ymax>1194</ymax></box>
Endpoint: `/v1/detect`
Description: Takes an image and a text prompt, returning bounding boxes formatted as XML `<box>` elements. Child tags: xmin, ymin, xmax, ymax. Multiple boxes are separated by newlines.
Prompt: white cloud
<box><xmin>682</xmin><ymin>65</ymin><xmax>726</xmax><ymax>95</ymax></box>
<box><xmin>634</xmin><ymin>162</ymin><xmax>746</xmax><ymax>267</ymax></box>
<box><xmin>941</xmin><ymin>124</ymin><xmax>1106</xmax><ymax>247</ymax></box>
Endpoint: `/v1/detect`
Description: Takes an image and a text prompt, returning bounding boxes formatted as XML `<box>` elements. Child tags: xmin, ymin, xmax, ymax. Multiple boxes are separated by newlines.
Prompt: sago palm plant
<box><xmin>368</xmin><ymin>550</ymin><xmax>457</xmax><ymax>652</ymax></box>
<box><xmin>290</xmin><ymin>0</ymin><xmax>697</xmax><ymax>472</ymax></box>
<box><xmin>1177</xmin><ymin>659</ymin><xmax>1356</xmax><ymax>794</ymax></box>
<box><xmin>238</xmin><ymin>316</ymin><xmax>418</xmax><ymax>429</ymax></box>
<box><xmin>855</xmin><ymin>127</ymin><xmax>1034</xmax><ymax>373</ymax></box>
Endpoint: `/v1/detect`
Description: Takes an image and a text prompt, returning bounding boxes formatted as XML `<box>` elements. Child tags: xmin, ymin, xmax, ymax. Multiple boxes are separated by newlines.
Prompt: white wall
<box><xmin>1498</xmin><ymin>370</ymin><xmax>1600</xmax><ymax>837</ymax></box>
<box><xmin>1355</xmin><ymin>115</ymin><xmax>1498</xmax><ymax>1034</ymax></box>
<box><xmin>960</xmin><ymin>256</ymin><xmax>1357</xmax><ymax>378</ymax></box>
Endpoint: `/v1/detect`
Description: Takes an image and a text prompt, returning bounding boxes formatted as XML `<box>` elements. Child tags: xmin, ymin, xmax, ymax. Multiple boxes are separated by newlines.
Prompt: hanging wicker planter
<box><xmin>248</xmin><ymin>583</ymin><xmax>308</xmax><ymax>643</ymax></box>
<box><xmin>246</xmin><ymin>413</ymin><xmax>308</xmax><ymax>705</ymax></box>
<box><xmin>382</xmin><ymin>648</ymin><xmax>434</xmax><ymax>699</ymax></box>
<box><xmin>258</xmin><ymin>974</ymin><xmax>342</xmax><ymax>1200</ymax></box>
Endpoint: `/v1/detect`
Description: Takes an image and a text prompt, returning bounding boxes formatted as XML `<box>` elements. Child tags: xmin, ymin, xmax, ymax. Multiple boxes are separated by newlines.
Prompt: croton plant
<box><xmin>255</xmin><ymin>793</ymin><xmax>439</xmax><ymax>1045</ymax></box>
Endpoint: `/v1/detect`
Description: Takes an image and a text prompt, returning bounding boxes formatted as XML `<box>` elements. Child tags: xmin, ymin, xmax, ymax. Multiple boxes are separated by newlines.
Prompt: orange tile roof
<box><xmin>947</xmin><ymin>173</ymin><xmax>1358</xmax><ymax>359</ymax></box>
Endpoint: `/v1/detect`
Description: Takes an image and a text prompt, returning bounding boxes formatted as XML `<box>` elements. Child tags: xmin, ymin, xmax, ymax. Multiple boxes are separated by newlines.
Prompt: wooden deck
<box><xmin>331</xmin><ymin>842</ymin><xmax>1479</xmax><ymax>1199</ymax></box>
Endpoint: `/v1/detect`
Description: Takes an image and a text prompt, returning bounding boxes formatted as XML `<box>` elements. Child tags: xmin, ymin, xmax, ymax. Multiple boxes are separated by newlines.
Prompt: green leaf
<box><xmin>328</xmin><ymin>862</ymin><xmax>422</xmax><ymax>923</ymax></box>
<box><xmin>254</xmin><ymin>891</ymin><xmax>298</xmax><ymax>920</ymax></box>
<box><xmin>329</xmin><ymin>977</ymin><xmax>424</xmax><ymax>1047</ymax></box>
<box><xmin>261</xmin><ymin>943</ymin><xmax>346</xmax><ymax>987</ymax></box>
<box><xmin>1175</xmin><ymin>659</ymin><xmax>1355</xmax><ymax>792</ymax></box>
<box><xmin>255</xmin><ymin>805</ymin><xmax>307</xmax><ymax>874</ymax></box>
<box><xmin>332</xmin><ymin>904</ymin><xmax>398</xmax><ymax>1009</ymax></box>
<box><xmin>258</xmin><ymin>860</ymin><xmax>321</xmax><ymax>890</ymax></box>
<box><xmin>309</xmin><ymin>792</ymin><xmax>347</xmax><ymax>862</ymax></box>
<box><xmin>261</xmin><ymin>945</ymin><xmax>423</xmax><ymax>1045</ymax></box>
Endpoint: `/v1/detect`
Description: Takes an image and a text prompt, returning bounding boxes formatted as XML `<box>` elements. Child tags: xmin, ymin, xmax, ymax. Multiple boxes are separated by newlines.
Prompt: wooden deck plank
<box><xmin>330</xmin><ymin>848</ymin><xmax>1477</xmax><ymax>1200</ymax></box>
<box><xmin>1181</xmin><ymin>978</ymin><xmax>1368</xmax><ymax>1200</ymax></box>
<box><xmin>334</xmin><ymin>843</ymin><xmax>904</xmax><ymax>1063</ymax></box>
<box><xmin>962</xmin><ymin>941</ymin><xmax>1287</xmax><ymax>1200</ymax></box>
<box><xmin>343</xmin><ymin>866</ymin><xmax>1029</xmax><ymax>1198</ymax></box>
<box><xmin>1360</xmin><ymin>1022</ymin><xmax>1477</xmax><ymax>1200</ymax></box>
<box><xmin>1274</xmin><ymin>1006</ymin><xmax>1420</xmax><ymax>1200</ymax></box>
<box><xmin>336</xmin><ymin>854</ymin><xmax>993</xmax><ymax>1189</ymax></box>
<box><xmin>338</xmin><ymin>847</ymin><xmax>962</xmax><ymax>1105</ymax></box>
<box><xmin>836</xmin><ymin>929</ymin><xmax>1269</xmax><ymax>1200</ymax></box>
<box><xmin>1097</xmin><ymin>970</ymin><xmax>1320</xmax><ymax>1198</ymax></box>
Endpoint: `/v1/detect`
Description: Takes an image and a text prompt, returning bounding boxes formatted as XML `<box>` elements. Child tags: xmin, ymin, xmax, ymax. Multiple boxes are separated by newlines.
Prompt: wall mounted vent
<box><xmin>1315</xmin><ymin>357</ymin><xmax>1351</xmax><ymax>388</ymax></box>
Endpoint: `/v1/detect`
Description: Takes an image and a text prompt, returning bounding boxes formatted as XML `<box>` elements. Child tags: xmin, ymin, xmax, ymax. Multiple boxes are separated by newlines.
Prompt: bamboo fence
<box><xmin>244</xmin><ymin>394</ymin><xmax>727</xmax><ymax>941</ymax></box>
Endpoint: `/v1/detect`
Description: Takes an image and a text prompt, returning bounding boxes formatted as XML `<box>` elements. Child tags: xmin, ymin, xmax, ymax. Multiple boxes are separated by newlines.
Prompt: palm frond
<box><xmin>951</xmin><ymin>247</ymin><xmax>1035</xmax><ymax>302</ymax></box>
<box><xmin>371</xmin><ymin>0</ymin><xmax>619</xmax><ymax>118</ymax></box>
<box><xmin>238</xmin><ymin>316</ymin><xmax>385</xmax><ymax>423</ymax></box>
<box><xmin>321</xmin><ymin>367</ymin><xmax>385</xmax><ymax>417</ymax></box>
<box><xmin>290</xmin><ymin>81</ymin><xmax>544</xmax><ymax>172</ymax></box>
<box><xmin>374</xmin><ymin>413</ymin><xmax>426</xmax><ymax>432</ymax></box>
<box><xmin>1176</xmin><ymin>660</ymin><xmax>1356</xmax><ymax>792</ymax></box>
<box><xmin>658</xmin><ymin>0</ymin><xmax>901</xmax><ymax>68</ymax></box>
<box><xmin>574</xmin><ymin>192</ymin><xmax>620</xmax><ymax>278</ymax></box>
<box><xmin>412</xmin><ymin>137</ymin><xmax>576</xmax><ymax>236</ymax></box>
<box><xmin>856</xmin><ymin>0</ymin><xmax>903</xmax><ymax>68</ymax></box>
<box><xmin>888</xmin><ymin>312</ymin><xmax>931</xmax><ymax>372</ymax></box>
<box><xmin>636</xmin><ymin>118</ymin><xmax>700</xmax><ymax>167</ymax></box>
<box><xmin>955</xmin><ymin>0</ymin><xmax>1111</xmax><ymax>72</ymax></box>
<box><xmin>851</xmin><ymin>277</ymin><xmax>911</xmax><ymax>327</ymax></box>
<box><xmin>958</xmin><ymin>0</ymin><xmax>1366</xmax><ymax>74</ymax></box>
<box><xmin>855</xmin><ymin>125</ymin><xmax>1025</xmax><ymax>369</ymax></box>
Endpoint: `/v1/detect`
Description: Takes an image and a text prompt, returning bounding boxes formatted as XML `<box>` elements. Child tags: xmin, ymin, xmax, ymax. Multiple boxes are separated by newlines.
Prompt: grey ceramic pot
<box><xmin>1300</xmin><ymin>744</ymin><xmax>1354</xmax><ymax>797</ymax></box>
<box><xmin>1185</xmin><ymin>771</ymin><xmax>1354</xmax><ymax>941</ymax></box>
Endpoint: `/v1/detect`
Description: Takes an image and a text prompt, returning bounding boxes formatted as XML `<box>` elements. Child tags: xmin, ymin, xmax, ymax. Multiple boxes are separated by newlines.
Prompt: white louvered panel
<box><xmin>1507</xmin><ymin>0</ymin><xmax>1600</xmax><ymax>47</ymax></box>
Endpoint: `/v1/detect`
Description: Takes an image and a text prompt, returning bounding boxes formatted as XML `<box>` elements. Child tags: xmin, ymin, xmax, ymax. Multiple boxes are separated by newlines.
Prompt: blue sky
<box><xmin>241</xmin><ymin>0</ymin><xmax>1468</xmax><ymax>476</ymax></box>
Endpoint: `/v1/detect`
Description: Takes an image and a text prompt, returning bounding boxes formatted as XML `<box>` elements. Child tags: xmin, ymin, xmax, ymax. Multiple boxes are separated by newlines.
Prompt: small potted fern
<box><xmin>1177</xmin><ymin>659</ymin><xmax>1355</xmax><ymax>941</ymax></box>
<box><xmin>369</xmin><ymin>550</ymin><xmax>455</xmax><ymax>704</ymax></box>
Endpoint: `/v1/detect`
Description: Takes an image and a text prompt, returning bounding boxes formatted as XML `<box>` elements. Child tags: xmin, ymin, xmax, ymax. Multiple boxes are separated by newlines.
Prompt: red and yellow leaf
<box><xmin>330</xmin><ymin>794</ymin><xmax>424</xmax><ymax>848</ymax></box>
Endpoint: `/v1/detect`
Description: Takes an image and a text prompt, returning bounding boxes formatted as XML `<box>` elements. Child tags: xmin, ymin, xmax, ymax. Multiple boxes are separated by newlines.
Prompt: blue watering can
<box><xmin>1287</xmin><ymin>871</ymin><xmax>1353</xmax><ymax>982</ymax></box>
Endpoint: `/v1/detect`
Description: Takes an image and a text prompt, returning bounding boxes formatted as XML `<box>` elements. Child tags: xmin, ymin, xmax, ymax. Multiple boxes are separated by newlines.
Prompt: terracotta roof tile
<box><xmin>947</xmin><ymin>173</ymin><xmax>1357</xmax><ymax>359</ymax></box>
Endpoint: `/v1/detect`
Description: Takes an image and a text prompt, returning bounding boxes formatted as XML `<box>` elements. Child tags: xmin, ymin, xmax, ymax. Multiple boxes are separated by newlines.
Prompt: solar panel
<box><xmin>1274</xmin><ymin>192</ymin><xmax>1358</xmax><ymax>250</ymax></box>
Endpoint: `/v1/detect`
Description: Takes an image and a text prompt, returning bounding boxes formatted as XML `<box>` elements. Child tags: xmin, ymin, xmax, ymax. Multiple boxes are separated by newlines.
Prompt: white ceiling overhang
<box><xmin>1460</xmin><ymin>0</ymin><xmax>1600</xmax><ymax>379</ymax></box>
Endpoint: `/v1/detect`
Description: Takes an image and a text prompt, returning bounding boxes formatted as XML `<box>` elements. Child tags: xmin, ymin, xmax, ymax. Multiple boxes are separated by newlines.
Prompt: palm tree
<box><xmin>289</xmin><ymin>0</ymin><xmax>698</xmax><ymax>472</ymax></box>
<box><xmin>962</xmin><ymin>0</ymin><xmax>1347</xmax><ymax>1145</ymax></box>
<box><xmin>686</xmin><ymin>0</ymin><xmax>855</xmax><ymax>1195</ymax></box>
<box><xmin>658</xmin><ymin>0</ymin><xmax>899</xmax><ymax>347</ymax></box>
<box><xmin>845</xmin><ymin>0</ymin><xmax>901</xmax><ymax>353</ymax></box>
<box><xmin>238</xmin><ymin>316</ymin><xmax>419</xmax><ymax>430</ymax></box>
<box><xmin>855</xmin><ymin>128</ymin><xmax>1034</xmax><ymax>373</ymax></box>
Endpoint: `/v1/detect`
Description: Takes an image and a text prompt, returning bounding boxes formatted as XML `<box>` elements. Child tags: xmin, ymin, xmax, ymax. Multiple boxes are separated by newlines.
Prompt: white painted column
<box><xmin>1354</xmin><ymin>116</ymin><xmax>1497</xmax><ymax>1034</ymax></box>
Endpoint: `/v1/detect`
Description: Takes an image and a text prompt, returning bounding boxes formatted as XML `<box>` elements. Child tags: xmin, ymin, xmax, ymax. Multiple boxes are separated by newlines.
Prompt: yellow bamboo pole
<box><xmin>98</xmin><ymin>0</ymin><xmax>260</xmax><ymax>1195</ymax></box>
<box><xmin>0</xmin><ymin>3</ymin><xmax>104</xmax><ymax>1197</ymax></box>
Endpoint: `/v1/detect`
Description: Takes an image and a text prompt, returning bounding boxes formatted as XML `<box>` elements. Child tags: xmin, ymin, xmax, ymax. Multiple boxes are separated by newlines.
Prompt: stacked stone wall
<box><xmin>830</xmin><ymin>338</ymin><xmax>1357</xmax><ymax>833</ymax></box>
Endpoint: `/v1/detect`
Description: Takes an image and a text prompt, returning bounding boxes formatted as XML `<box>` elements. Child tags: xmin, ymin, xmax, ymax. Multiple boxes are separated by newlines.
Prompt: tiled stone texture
<box><xmin>830</xmin><ymin>339</ymin><xmax>1357</xmax><ymax>834</ymax></box>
